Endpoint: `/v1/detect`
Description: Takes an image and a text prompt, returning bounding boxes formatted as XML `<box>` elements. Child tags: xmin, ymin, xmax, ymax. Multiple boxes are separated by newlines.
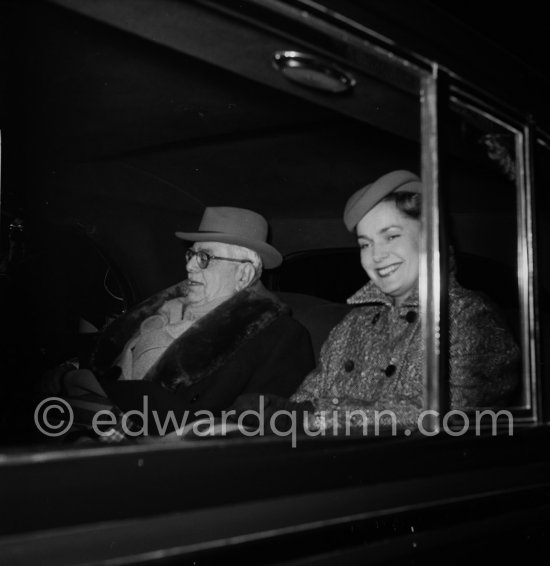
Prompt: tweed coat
<box><xmin>291</xmin><ymin>277</ymin><xmax>520</xmax><ymax>428</ymax></box>
<box><xmin>91</xmin><ymin>280</ymin><xmax>315</xmax><ymax>432</ymax></box>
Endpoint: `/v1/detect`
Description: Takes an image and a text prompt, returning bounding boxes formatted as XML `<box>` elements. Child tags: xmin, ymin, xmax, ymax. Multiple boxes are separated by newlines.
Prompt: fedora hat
<box><xmin>175</xmin><ymin>206</ymin><xmax>282</xmax><ymax>269</ymax></box>
<box><xmin>343</xmin><ymin>170</ymin><xmax>421</xmax><ymax>232</ymax></box>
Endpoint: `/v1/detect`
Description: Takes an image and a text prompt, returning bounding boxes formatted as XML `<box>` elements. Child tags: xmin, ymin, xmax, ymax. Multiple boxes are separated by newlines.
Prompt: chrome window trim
<box><xmin>448</xmin><ymin>86</ymin><xmax>530</xmax><ymax>130</ymax></box>
<box><xmin>449</xmin><ymin>94</ymin><xmax>525</xmax><ymax>134</ymax></box>
<box><xmin>420</xmin><ymin>64</ymin><xmax>443</xmax><ymax>432</ymax></box>
<box><xmin>519</xmin><ymin>124</ymin><xmax>539</xmax><ymax>421</ymax></box>
<box><xmin>269</xmin><ymin>0</ymin><xmax>434</xmax><ymax>67</ymax></box>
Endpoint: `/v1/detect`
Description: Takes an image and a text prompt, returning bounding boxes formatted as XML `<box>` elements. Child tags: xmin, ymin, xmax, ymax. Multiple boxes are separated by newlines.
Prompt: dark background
<box><xmin>430</xmin><ymin>1</ymin><xmax>549</xmax><ymax>81</ymax></box>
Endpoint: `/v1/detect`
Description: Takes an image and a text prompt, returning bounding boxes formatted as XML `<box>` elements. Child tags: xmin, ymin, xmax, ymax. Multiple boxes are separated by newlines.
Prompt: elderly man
<box><xmin>45</xmin><ymin>207</ymin><xmax>315</xmax><ymax>439</ymax></box>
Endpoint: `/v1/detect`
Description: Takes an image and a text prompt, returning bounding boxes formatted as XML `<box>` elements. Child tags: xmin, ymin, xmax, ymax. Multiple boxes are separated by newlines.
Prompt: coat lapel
<box><xmin>144</xmin><ymin>284</ymin><xmax>287</xmax><ymax>390</ymax></box>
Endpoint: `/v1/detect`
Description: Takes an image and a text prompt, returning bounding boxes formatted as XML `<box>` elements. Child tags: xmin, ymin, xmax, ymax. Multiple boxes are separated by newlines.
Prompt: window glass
<box><xmin>442</xmin><ymin>97</ymin><xmax>527</xmax><ymax>419</ymax></box>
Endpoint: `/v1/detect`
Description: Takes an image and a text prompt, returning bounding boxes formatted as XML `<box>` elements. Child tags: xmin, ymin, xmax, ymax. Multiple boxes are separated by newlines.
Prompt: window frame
<box><xmin>439</xmin><ymin>84</ymin><xmax>539</xmax><ymax>425</ymax></box>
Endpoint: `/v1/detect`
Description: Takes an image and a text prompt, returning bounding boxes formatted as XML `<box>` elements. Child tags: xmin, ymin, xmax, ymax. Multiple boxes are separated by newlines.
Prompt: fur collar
<box><xmin>91</xmin><ymin>281</ymin><xmax>288</xmax><ymax>389</ymax></box>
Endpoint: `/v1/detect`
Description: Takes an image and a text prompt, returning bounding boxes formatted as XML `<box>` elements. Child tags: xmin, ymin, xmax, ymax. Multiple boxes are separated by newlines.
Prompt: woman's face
<box><xmin>356</xmin><ymin>200</ymin><xmax>421</xmax><ymax>306</ymax></box>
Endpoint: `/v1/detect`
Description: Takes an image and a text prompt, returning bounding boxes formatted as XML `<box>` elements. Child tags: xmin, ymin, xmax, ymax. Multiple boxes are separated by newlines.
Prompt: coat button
<box><xmin>344</xmin><ymin>360</ymin><xmax>355</xmax><ymax>372</ymax></box>
<box><xmin>405</xmin><ymin>311</ymin><xmax>417</xmax><ymax>323</ymax></box>
<box><xmin>190</xmin><ymin>394</ymin><xmax>199</xmax><ymax>403</ymax></box>
<box><xmin>384</xmin><ymin>364</ymin><xmax>396</xmax><ymax>377</ymax></box>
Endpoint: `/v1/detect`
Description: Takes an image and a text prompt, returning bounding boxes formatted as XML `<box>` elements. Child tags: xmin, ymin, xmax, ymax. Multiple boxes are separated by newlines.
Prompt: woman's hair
<box><xmin>380</xmin><ymin>191</ymin><xmax>421</xmax><ymax>220</ymax></box>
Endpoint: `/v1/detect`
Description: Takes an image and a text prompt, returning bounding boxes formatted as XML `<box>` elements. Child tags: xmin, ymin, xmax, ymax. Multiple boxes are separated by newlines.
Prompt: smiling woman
<box><xmin>357</xmin><ymin>197</ymin><xmax>421</xmax><ymax>304</ymax></box>
<box><xmin>354</xmin><ymin>173</ymin><xmax>422</xmax><ymax>306</ymax></box>
<box><xmin>291</xmin><ymin>170</ymin><xmax>520</xmax><ymax>429</ymax></box>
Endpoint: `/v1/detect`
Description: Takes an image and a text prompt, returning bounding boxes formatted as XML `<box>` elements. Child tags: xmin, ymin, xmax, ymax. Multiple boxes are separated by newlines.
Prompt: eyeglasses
<box><xmin>185</xmin><ymin>248</ymin><xmax>252</xmax><ymax>270</ymax></box>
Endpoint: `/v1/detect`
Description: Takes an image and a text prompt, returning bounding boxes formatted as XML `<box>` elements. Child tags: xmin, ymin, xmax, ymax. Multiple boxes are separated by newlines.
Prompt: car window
<box><xmin>0</xmin><ymin>0</ymin><xmax>426</xmax><ymax>451</ymax></box>
<box><xmin>437</xmin><ymin>92</ymin><xmax>535</xmax><ymax>425</ymax></box>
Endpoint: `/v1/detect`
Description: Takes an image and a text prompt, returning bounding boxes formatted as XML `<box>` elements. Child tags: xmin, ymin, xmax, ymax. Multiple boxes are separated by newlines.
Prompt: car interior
<box><xmin>2</xmin><ymin>2</ymin><xmax>550</xmax><ymax>565</ymax></box>
<box><xmin>0</xmin><ymin>0</ymin><xmax>540</xmax><ymax>443</ymax></box>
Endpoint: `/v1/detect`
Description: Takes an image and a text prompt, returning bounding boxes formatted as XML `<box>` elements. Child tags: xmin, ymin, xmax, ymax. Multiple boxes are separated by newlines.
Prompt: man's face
<box><xmin>185</xmin><ymin>242</ymin><xmax>242</xmax><ymax>305</ymax></box>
